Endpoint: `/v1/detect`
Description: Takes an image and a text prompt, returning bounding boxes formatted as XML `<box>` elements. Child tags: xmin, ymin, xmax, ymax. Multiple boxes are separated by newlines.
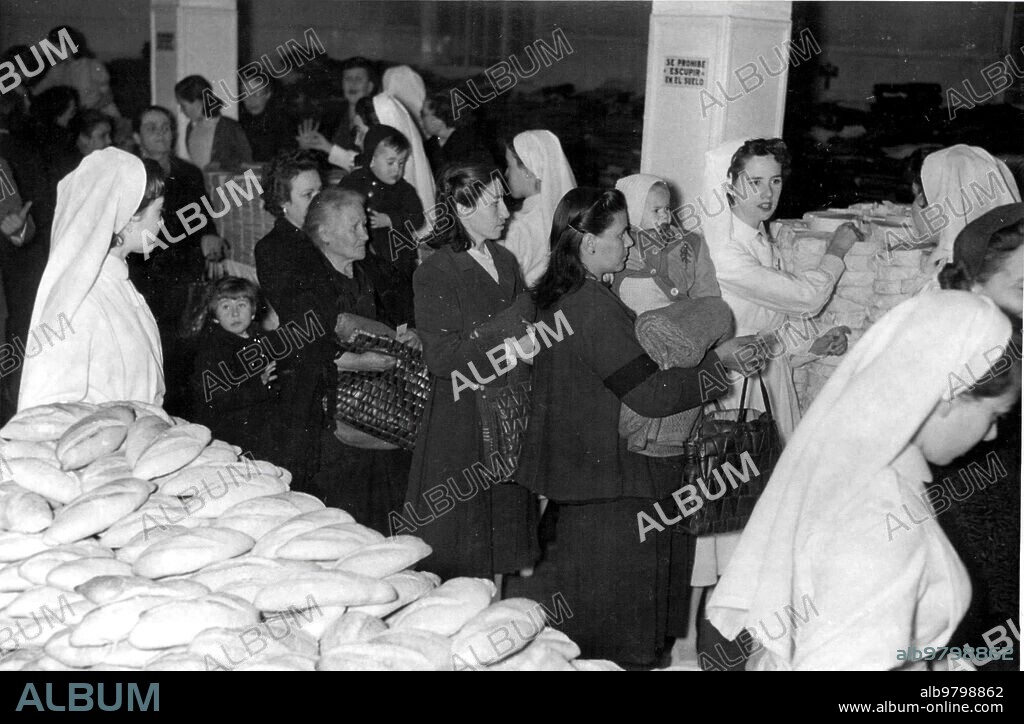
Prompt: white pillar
<box><xmin>641</xmin><ymin>1</ymin><xmax>793</xmax><ymax>206</ymax></box>
<box><xmin>150</xmin><ymin>0</ymin><xmax>238</xmax><ymax>159</ymax></box>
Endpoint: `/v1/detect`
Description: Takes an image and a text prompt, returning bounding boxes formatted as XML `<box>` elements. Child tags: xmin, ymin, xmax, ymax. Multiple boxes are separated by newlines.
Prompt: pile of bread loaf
<box><xmin>0</xmin><ymin>401</ymin><xmax>619</xmax><ymax>671</ymax></box>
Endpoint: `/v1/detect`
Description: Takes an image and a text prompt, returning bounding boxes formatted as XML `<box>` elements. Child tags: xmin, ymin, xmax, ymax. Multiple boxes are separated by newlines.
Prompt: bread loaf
<box><xmin>0</xmin><ymin>490</ymin><xmax>52</xmax><ymax>533</ymax></box>
<box><xmin>5</xmin><ymin>585</ymin><xmax>87</xmax><ymax>618</ymax></box>
<box><xmin>273</xmin><ymin>522</ymin><xmax>383</xmax><ymax>561</ymax></box>
<box><xmin>187</xmin><ymin>624</ymin><xmax>319</xmax><ymax>669</ymax></box>
<box><xmin>143</xmin><ymin>651</ymin><xmax>208</xmax><ymax>671</ymax></box>
<box><xmin>45</xmin><ymin>557</ymin><xmax>133</xmax><ymax>590</ymax></box>
<box><xmin>155</xmin><ymin>462</ymin><xmax>257</xmax><ymax>497</ymax></box>
<box><xmin>187</xmin><ymin>474</ymin><xmax>289</xmax><ymax>519</ymax></box>
<box><xmin>216</xmin><ymin>513</ymin><xmax>292</xmax><ymax>539</ymax></box>
<box><xmin>55</xmin><ymin>406</ymin><xmax>134</xmax><ymax>471</ymax></box>
<box><xmin>43</xmin><ymin>479</ymin><xmax>154</xmax><ymax>544</ymax></box>
<box><xmin>486</xmin><ymin>632</ymin><xmax>578</xmax><ymax>671</ymax></box>
<box><xmin>131</xmin><ymin>424</ymin><xmax>211</xmax><ymax>480</ymax></box>
<box><xmin>71</xmin><ymin>594</ymin><xmax>178</xmax><ymax>646</ymax></box>
<box><xmin>232</xmin><ymin>653</ymin><xmax>317</xmax><ymax>671</ymax></box>
<box><xmin>75</xmin><ymin>454</ymin><xmax>133</xmax><ymax>493</ymax></box>
<box><xmin>320</xmin><ymin>612</ymin><xmax>389</xmax><ymax>651</ymax></box>
<box><xmin>0</xmin><ymin>440</ymin><xmax>57</xmax><ymax>461</ymax></box>
<box><xmin>187</xmin><ymin>556</ymin><xmax>317</xmax><ymax>592</ymax></box>
<box><xmin>219</xmin><ymin>491</ymin><xmax>324</xmax><ymax>519</ymax></box>
<box><xmin>330</xmin><ymin>536</ymin><xmax>432</xmax><ymax>578</ymax></box>
<box><xmin>114</xmin><ymin>525</ymin><xmax>193</xmax><ymax>564</ymax></box>
<box><xmin>75</xmin><ymin>575</ymin><xmax>210</xmax><ymax>605</ymax></box>
<box><xmin>250</xmin><ymin>509</ymin><xmax>357</xmax><ymax>558</ymax></box>
<box><xmin>43</xmin><ymin>629</ymin><xmax>116</xmax><ymax>668</ymax></box>
<box><xmin>253</xmin><ymin>570</ymin><xmax>397</xmax><ymax>611</ymax></box>
<box><xmin>370</xmin><ymin>630</ymin><xmax>454</xmax><ymax>671</ymax></box>
<box><xmin>387</xmin><ymin>577</ymin><xmax>496</xmax><ymax>635</ymax></box>
<box><xmin>122</xmin><ymin>401</ymin><xmax>173</xmax><ymax>425</ymax></box>
<box><xmin>123</xmin><ymin>416</ymin><xmax>171</xmax><ymax>469</ymax></box>
<box><xmin>102</xmin><ymin>640</ymin><xmax>185</xmax><ymax>668</ymax></box>
<box><xmin>0</xmin><ymin>531</ymin><xmax>52</xmax><ymax>562</ymax></box>
<box><xmin>450</xmin><ymin>598</ymin><xmax>546</xmax><ymax>668</ymax></box>
<box><xmin>0</xmin><ymin>403</ymin><xmax>96</xmax><ymax>442</ymax></box>
<box><xmin>347</xmin><ymin>570</ymin><xmax>440</xmax><ymax>618</ymax></box>
<box><xmin>132</xmin><ymin>527</ymin><xmax>254</xmax><ymax>578</ymax></box>
<box><xmin>128</xmin><ymin>593</ymin><xmax>259</xmax><ymax>649</ymax></box>
<box><xmin>0</xmin><ymin>562</ymin><xmax>32</xmax><ymax>591</ymax></box>
<box><xmin>5</xmin><ymin>458</ymin><xmax>81</xmax><ymax>504</ymax></box>
<box><xmin>98</xmin><ymin>495</ymin><xmax>195</xmax><ymax>548</ymax></box>
<box><xmin>17</xmin><ymin>544</ymin><xmax>112</xmax><ymax>585</ymax></box>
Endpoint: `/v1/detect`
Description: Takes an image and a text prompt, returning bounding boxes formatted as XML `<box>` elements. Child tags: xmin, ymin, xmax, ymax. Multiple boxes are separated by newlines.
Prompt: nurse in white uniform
<box><xmin>19</xmin><ymin>147</ymin><xmax>167</xmax><ymax>409</ymax></box>
<box><xmin>709</xmin><ymin>291</ymin><xmax>1018</xmax><ymax>670</ymax></box>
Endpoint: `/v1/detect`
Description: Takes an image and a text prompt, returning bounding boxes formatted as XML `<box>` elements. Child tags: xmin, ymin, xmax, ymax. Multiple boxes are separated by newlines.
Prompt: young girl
<box><xmin>501</xmin><ymin>130</ymin><xmax>577</xmax><ymax>286</ymax></box>
<box><xmin>612</xmin><ymin>173</ymin><xmax>720</xmax><ymax>314</ymax></box>
<box><xmin>338</xmin><ymin>125</ymin><xmax>424</xmax><ymax>328</ymax></box>
<box><xmin>188</xmin><ymin>277</ymin><xmax>280</xmax><ymax>459</ymax></box>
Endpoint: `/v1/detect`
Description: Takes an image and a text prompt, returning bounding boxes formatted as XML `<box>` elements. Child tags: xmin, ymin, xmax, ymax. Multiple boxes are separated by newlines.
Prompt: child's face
<box><xmin>370</xmin><ymin>145</ymin><xmax>408</xmax><ymax>185</ymax></box>
<box><xmin>213</xmin><ymin>297</ymin><xmax>254</xmax><ymax>336</ymax></box>
<box><xmin>640</xmin><ymin>184</ymin><xmax>672</xmax><ymax>230</ymax></box>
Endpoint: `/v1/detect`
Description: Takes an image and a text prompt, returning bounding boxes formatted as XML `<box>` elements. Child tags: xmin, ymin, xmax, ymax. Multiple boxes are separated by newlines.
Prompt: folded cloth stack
<box><xmin>619</xmin><ymin>297</ymin><xmax>734</xmax><ymax>456</ymax></box>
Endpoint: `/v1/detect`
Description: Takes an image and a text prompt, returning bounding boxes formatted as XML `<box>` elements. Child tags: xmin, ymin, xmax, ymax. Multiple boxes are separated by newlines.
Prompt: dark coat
<box><xmin>240</xmin><ymin>98</ymin><xmax>297</xmax><ymax>162</ymax></box>
<box><xmin>405</xmin><ymin>241</ymin><xmax>540</xmax><ymax>579</ymax></box>
<box><xmin>185</xmin><ymin>116</ymin><xmax>253</xmax><ymax>171</ymax></box>
<box><xmin>189</xmin><ymin>323</ymin><xmax>280</xmax><ymax>459</ymax></box>
<box><xmin>424</xmin><ymin>126</ymin><xmax>492</xmax><ymax>172</ymax></box>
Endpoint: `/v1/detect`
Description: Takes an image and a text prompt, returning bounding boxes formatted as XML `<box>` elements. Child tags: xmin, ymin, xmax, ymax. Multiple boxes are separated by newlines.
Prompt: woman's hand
<box><xmin>716</xmin><ymin>334</ymin><xmax>770</xmax><ymax>375</ymax></box>
<box><xmin>397</xmin><ymin>327</ymin><xmax>422</xmax><ymax>351</ymax></box>
<box><xmin>296</xmin><ymin>119</ymin><xmax>332</xmax><ymax>154</ymax></box>
<box><xmin>368</xmin><ymin>210</ymin><xmax>392</xmax><ymax>229</ymax></box>
<box><xmin>336</xmin><ymin>351</ymin><xmax>398</xmax><ymax>373</ymax></box>
<box><xmin>809</xmin><ymin>326</ymin><xmax>851</xmax><ymax>357</ymax></box>
<box><xmin>201</xmin><ymin>234</ymin><xmax>228</xmax><ymax>261</ymax></box>
<box><xmin>1</xmin><ymin>201</ymin><xmax>32</xmax><ymax>240</ymax></box>
<box><xmin>259</xmin><ymin>360</ymin><xmax>278</xmax><ymax>386</ymax></box>
<box><xmin>825</xmin><ymin>222</ymin><xmax>864</xmax><ymax>259</ymax></box>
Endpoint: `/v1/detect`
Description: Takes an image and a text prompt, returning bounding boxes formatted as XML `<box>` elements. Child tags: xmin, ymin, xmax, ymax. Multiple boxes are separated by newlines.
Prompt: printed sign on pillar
<box><xmin>663</xmin><ymin>56</ymin><xmax>708</xmax><ymax>88</ymax></box>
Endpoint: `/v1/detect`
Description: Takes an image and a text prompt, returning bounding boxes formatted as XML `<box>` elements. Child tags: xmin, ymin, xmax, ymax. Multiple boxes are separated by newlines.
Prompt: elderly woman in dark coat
<box><xmin>404</xmin><ymin>162</ymin><xmax>540</xmax><ymax>582</ymax></box>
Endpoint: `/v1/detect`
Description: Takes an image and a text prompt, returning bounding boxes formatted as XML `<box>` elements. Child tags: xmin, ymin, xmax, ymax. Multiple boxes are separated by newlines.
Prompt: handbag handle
<box><xmin>737</xmin><ymin>372</ymin><xmax>772</xmax><ymax>422</ymax></box>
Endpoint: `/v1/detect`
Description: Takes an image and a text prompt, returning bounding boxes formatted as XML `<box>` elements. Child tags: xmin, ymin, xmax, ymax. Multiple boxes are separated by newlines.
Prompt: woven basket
<box><xmin>333</xmin><ymin>331</ymin><xmax>431</xmax><ymax>450</ymax></box>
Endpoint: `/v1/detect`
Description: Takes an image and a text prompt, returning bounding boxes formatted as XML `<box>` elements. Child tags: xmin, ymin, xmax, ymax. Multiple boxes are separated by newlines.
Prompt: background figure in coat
<box><xmin>509</xmin><ymin>187</ymin><xmax>766</xmax><ymax>667</ymax></box>
<box><xmin>404</xmin><ymin>162</ymin><xmax>540</xmax><ymax>582</ymax></box>
<box><xmin>421</xmin><ymin>90</ymin><xmax>493</xmax><ymax>172</ymax></box>
<box><xmin>253</xmin><ymin>150</ymin><xmax>325</xmax><ymax>491</ymax></box>
<box><xmin>501</xmin><ymin>130</ymin><xmax>577</xmax><ymax>286</ymax></box>
<box><xmin>175</xmin><ymin>75</ymin><xmax>253</xmax><ymax>172</ymax></box>
<box><xmin>19</xmin><ymin>148</ymin><xmax>166</xmax><ymax>409</ymax></box>
<box><xmin>708</xmin><ymin>291</ymin><xmax>1020</xmax><ymax>670</ymax></box>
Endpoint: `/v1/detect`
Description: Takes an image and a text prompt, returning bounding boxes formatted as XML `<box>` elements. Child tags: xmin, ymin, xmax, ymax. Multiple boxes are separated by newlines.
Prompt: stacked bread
<box><xmin>0</xmin><ymin>401</ymin><xmax>617</xmax><ymax>672</ymax></box>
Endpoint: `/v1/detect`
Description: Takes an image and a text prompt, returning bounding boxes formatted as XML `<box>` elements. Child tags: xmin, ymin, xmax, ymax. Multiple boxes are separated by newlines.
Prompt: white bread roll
<box><xmin>219</xmin><ymin>491</ymin><xmax>324</xmax><ymax>519</ymax></box>
<box><xmin>0</xmin><ymin>649</ymin><xmax>38</xmax><ymax>670</ymax></box>
<box><xmin>5</xmin><ymin>459</ymin><xmax>81</xmax><ymax>504</ymax></box>
<box><xmin>318</xmin><ymin>634</ymin><xmax>450</xmax><ymax>672</ymax></box>
<box><xmin>0</xmin><ymin>531</ymin><xmax>52</xmax><ymax>562</ymax></box>
<box><xmin>0</xmin><ymin>562</ymin><xmax>32</xmax><ymax>591</ymax></box>
<box><xmin>0</xmin><ymin>490</ymin><xmax>53</xmax><ymax>533</ymax></box>
<box><xmin>371</xmin><ymin>630</ymin><xmax>454</xmax><ymax>671</ymax></box>
<box><xmin>320</xmin><ymin>612</ymin><xmax>389</xmax><ymax>651</ymax></box>
<box><xmin>486</xmin><ymin>632</ymin><xmax>578</xmax><ymax>671</ymax></box>
<box><xmin>233</xmin><ymin>653</ymin><xmax>317</xmax><ymax>671</ymax></box>
<box><xmin>55</xmin><ymin>405</ymin><xmax>134</xmax><ymax>471</ymax></box>
<box><xmin>347</xmin><ymin>570</ymin><xmax>440</xmax><ymax>618</ymax></box>
<box><xmin>143</xmin><ymin>651</ymin><xmax>208</xmax><ymax>671</ymax></box>
<box><xmin>155</xmin><ymin>461</ymin><xmax>258</xmax><ymax>497</ymax></box>
<box><xmin>45</xmin><ymin>557</ymin><xmax>134</xmax><ymax>590</ymax></box>
<box><xmin>128</xmin><ymin>593</ymin><xmax>259</xmax><ymax>649</ymax></box>
<box><xmin>187</xmin><ymin>475</ymin><xmax>289</xmax><ymax>519</ymax></box>
<box><xmin>0</xmin><ymin>402</ymin><xmax>96</xmax><ymax>442</ymax></box>
<box><xmin>131</xmin><ymin>424</ymin><xmax>211</xmax><ymax>480</ymax></box>
<box><xmin>387</xmin><ymin>577</ymin><xmax>495</xmax><ymax>635</ymax></box>
<box><xmin>0</xmin><ymin>590</ymin><xmax>18</xmax><ymax>608</ymax></box>
<box><xmin>187</xmin><ymin>556</ymin><xmax>317</xmax><ymax>592</ymax></box>
<box><xmin>114</xmin><ymin>525</ymin><xmax>194</xmax><ymax>564</ymax></box>
<box><xmin>122</xmin><ymin>401</ymin><xmax>173</xmax><ymax>425</ymax></box>
<box><xmin>103</xmin><ymin>640</ymin><xmax>186</xmax><ymax>668</ymax></box>
<box><xmin>43</xmin><ymin>629</ymin><xmax>116</xmax><ymax>668</ymax></box>
<box><xmin>450</xmin><ymin>598</ymin><xmax>546</xmax><ymax>668</ymax></box>
<box><xmin>250</xmin><ymin>509</ymin><xmax>357</xmax><ymax>558</ymax></box>
<box><xmin>273</xmin><ymin>523</ymin><xmax>383</xmax><ymax>562</ymax></box>
<box><xmin>75</xmin><ymin>575</ymin><xmax>210</xmax><ymax>605</ymax></box>
<box><xmin>77</xmin><ymin>453</ymin><xmax>133</xmax><ymax>493</ymax></box>
<box><xmin>124</xmin><ymin>416</ymin><xmax>171</xmax><ymax>468</ymax></box>
<box><xmin>17</xmin><ymin>544</ymin><xmax>113</xmax><ymax>585</ymax></box>
<box><xmin>0</xmin><ymin>439</ymin><xmax>57</xmax><ymax>461</ymax></box>
<box><xmin>71</xmin><ymin>594</ymin><xmax>178</xmax><ymax>646</ymax></box>
<box><xmin>5</xmin><ymin>585</ymin><xmax>87</xmax><ymax>618</ymax></box>
<box><xmin>98</xmin><ymin>495</ymin><xmax>195</xmax><ymax>548</ymax></box>
<box><xmin>215</xmin><ymin>513</ymin><xmax>292</xmax><ymax>539</ymax></box>
<box><xmin>330</xmin><ymin>535</ymin><xmax>432</xmax><ymax>578</ymax></box>
<box><xmin>253</xmin><ymin>570</ymin><xmax>397</xmax><ymax>611</ymax></box>
<box><xmin>20</xmin><ymin>654</ymin><xmax>78</xmax><ymax>671</ymax></box>
<box><xmin>43</xmin><ymin>478</ymin><xmax>154</xmax><ymax>544</ymax></box>
<box><xmin>191</xmin><ymin>445</ymin><xmax>240</xmax><ymax>464</ymax></box>
<box><xmin>572</xmin><ymin>659</ymin><xmax>624</xmax><ymax>671</ymax></box>
<box><xmin>289</xmin><ymin>604</ymin><xmax>347</xmax><ymax>640</ymax></box>
<box><xmin>132</xmin><ymin>527</ymin><xmax>254</xmax><ymax>579</ymax></box>
<box><xmin>187</xmin><ymin>624</ymin><xmax>318</xmax><ymax>669</ymax></box>
<box><xmin>533</xmin><ymin>626</ymin><xmax>583</xmax><ymax>661</ymax></box>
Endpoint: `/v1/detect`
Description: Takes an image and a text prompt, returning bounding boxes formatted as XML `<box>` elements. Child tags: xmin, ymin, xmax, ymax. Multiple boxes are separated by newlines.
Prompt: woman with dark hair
<box><xmin>253</xmin><ymin>149</ymin><xmax>325</xmax><ymax>490</ymax></box>
<box><xmin>405</xmin><ymin>162</ymin><xmax>540</xmax><ymax>582</ymax></box>
<box><xmin>174</xmin><ymin>75</ymin><xmax>252</xmax><ymax>171</ymax></box>
<box><xmin>940</xmin><ymin>203</ymin><xmax>1023</xmax><ymax>319</ymax></box>
<box><xmin>127</xmin><ymin>104</ymin><xmax>228</xmax><ymax>417</ymax></box>
<box><xmin>510</xmin><ymin>186</ymin><xmax>766</xmax><ymax>667</ymax></box>
<box><xmin>19</xmin><ymin>148</ymin><xmax>167</xmax><ymax>408</ymax></box>
<box><xmin>47</xmin><ymin>109</ymin><xmax>112</xmax><ymax>181</ymax></box>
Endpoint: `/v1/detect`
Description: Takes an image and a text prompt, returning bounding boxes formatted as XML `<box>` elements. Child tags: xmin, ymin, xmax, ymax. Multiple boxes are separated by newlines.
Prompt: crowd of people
<box><xmin>1</xmin><ymin>26</ymin><xmax>1022</xmax><ymax>671</ymax></box>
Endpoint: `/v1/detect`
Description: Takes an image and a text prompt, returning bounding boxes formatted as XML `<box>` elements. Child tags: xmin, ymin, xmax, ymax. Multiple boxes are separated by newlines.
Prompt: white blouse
<box><xmin>19</xmin><ymin>254</ymin><xmax>165</xmax><ymax>408</ymax></box>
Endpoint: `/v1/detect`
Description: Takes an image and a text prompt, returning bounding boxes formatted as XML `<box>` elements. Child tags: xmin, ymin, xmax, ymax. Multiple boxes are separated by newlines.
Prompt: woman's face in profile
<box><xmin>974</xmin><ymin>246</ymin><xmax>1024</xmax><ymax>317</ymax></box>
<box><xmin>460</xmin><ymin>179</ymin><xmax>509</xmax><ymax>243</ymax></box>
<box><xmin>125</xmin><ymin>196</ymin><xmax>166</xmax><ymax>256</ymax></box>
<box><xmin>584</xmin><ymin>210</ymin><xmax>632</xmax><ymax>276</ymax></box>
<box><xmin>285</xmin><ymin>170</ymin><xmax>323</xmax><ymax>228</ymax></box>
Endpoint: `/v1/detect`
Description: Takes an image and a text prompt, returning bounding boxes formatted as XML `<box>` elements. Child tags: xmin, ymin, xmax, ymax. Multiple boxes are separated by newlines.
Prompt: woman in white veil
<box><xmin>19</xmin><ymin>147</ymin><xmax>167</xmax><ymax>409</ymax></box>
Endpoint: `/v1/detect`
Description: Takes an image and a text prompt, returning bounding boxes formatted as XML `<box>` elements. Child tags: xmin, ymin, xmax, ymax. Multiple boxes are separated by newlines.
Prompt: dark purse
<box><xmin>333</xmin><ymin>331</ymin><xmax>431</xmax><ymax>450</ymax></box>
<box><xmin>677</xmin><ymin>373</ymin><xmax>781</xmax><ymax>536</ymax></box>
<box><xmin>475</xmin><ymin>373</ymin><xmax>532</xmax><ymax>484</ymax></box>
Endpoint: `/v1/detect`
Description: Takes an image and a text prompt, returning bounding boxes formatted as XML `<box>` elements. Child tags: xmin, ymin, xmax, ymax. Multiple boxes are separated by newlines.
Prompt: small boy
<box><xmin>338</xmin><ymin>125</ymin><xmax>425</xmax><ymax>328</ymax></box>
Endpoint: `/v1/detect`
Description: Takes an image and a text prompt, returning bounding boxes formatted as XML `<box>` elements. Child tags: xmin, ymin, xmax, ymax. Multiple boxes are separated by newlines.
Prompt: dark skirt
<box><xmin>406</xmin><ymin>376</ymin><xmax>540</xmax><ymax>580</ymax></box>
<box><xmin>507</xmin><ymin>456</ymin><xmax>695</xmax><ymax>666</ymax></box>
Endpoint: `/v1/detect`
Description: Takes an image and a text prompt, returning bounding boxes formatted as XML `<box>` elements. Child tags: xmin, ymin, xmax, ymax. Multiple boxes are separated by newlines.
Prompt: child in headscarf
<box><xmin>708</xmin><ymin>291</ymin><xmax>1020</xmax><ymax>670</ymax></box>
<box><xmin>612</xmin><ymin>173</ymin><xmax>720</xmax><ymax>314</ymax></box>
<box><xmin>339</xmin><ymin>125</ymin><xmax>424</xmax><ymax>328</ymax></box>
<box><xmin>501</xmin><ymin>130</ymin><xmax>577</xmax><ymax>286</ymax></box>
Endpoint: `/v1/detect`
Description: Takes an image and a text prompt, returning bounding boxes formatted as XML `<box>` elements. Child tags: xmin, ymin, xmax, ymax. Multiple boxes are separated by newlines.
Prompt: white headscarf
<box><xmin>707</xmin><ymin>290</ymin><xmax>1012</xmax><ymax>666</ymax></box>
<box><xmin>615</xmin><ymin>173</ymin><xmax>664</xmax><ymax>229</ymax></box>
<box><xmin>698</xmin><ymin>138</ymin><xmax>747</xmax><ymax>251</ymax></box>
<box><xmin>921</xmin><ymin>144</ymin><xmax>1020</xmax><ymax>269</ymax></box>
<box><xmin>382</xmin><ymin>66</ymin><xmax>426</xmax><ymax>120</ymax></box>
<box><xmin>373</xmin><ymin>92</ymin><xmax>435</xmax><ymax>219</ymax></box>
<box><xmin>512</xmin><ymin>130</ymin><xmax>577</xmax><ymax>228</ymax></box>
<box><xmin>28</xmin><ymin>147</ymin><xmax>146</xmax><ymax>332</ymax></box>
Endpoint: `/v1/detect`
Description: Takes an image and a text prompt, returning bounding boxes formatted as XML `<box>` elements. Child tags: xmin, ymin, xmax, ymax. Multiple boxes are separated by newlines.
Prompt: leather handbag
<box><xmin>475</xmin><ymin>374</ymin><xmax>532</xmax><ymax>484</ymax></box>
<box><xmin>677</xmin><ymin>373</ymin><xmax>781</xmax><ymax>536</ymax></box>
<box><xmin>333</xmin><ymin>331</ymin><xmax>430</xmax><ymax>450</ymax></box>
